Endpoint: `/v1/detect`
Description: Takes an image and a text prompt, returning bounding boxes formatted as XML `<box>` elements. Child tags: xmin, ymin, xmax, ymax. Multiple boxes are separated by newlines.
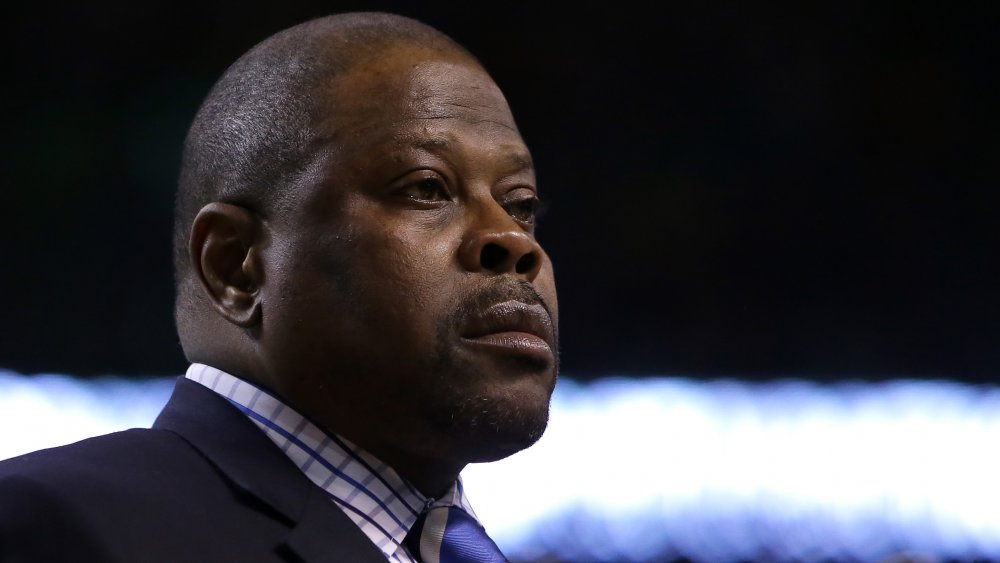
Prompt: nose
<box><xmin>459</xmin><ymin>210</ymin><xmax>544</xmax><ymax>282</ymax></box>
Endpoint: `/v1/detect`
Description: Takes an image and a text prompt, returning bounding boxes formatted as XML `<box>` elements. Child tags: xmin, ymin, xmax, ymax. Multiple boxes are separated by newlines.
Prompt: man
<box><xmin>0</xmin><ymin>12</ymin><xmax>558</xmax><ymax>563</ymax></box>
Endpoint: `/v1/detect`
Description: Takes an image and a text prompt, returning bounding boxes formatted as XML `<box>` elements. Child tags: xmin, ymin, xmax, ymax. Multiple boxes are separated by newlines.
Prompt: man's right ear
<box><xmin>188</xmin><ymin>202</ymin><xmax>264</xmax><ymax>328</ymax></box>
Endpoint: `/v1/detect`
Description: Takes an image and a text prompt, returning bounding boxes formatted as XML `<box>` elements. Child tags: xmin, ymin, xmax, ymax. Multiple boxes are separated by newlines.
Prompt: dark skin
<box><xmin>186</xmin><ymin>44</ymin><xmax>558</xmax><ymax>498</ymax></box>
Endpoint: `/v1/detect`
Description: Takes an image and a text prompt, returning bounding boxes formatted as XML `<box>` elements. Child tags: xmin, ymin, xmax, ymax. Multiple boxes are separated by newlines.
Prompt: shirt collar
<box><xmin>184</xmin><ymin>363</ymin><xmax>478</xmax><ymax>561</ymax></box>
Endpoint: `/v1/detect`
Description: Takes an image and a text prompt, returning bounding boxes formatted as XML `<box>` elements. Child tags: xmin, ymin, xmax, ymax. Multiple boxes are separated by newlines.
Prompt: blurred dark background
<box><xmin>3</xmin><ymin>2</ymin><xmax>998</xmax><ymax>381</ymax></box>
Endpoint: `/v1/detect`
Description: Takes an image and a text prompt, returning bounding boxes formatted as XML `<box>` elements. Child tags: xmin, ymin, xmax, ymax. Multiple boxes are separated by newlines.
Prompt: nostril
<box><xmin>515</xmin><ymin>253</ymin><xmax>537</xmax><ymax>275</ymax></box>
<box><xmin>480</xmin><ymin>243</ymin><xmax>509</xmax><ymax>270</ymax></box>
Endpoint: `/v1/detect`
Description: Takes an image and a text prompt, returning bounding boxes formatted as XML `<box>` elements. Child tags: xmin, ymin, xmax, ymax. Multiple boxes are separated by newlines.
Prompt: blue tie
<box><xmin>410</xmin><ymin>505</ymin><xmax>508</xmax><ymax>563</ymax></box>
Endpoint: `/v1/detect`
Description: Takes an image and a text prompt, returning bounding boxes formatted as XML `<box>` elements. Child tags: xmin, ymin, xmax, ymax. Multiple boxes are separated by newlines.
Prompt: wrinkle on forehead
<box><xmin>317</xmin><ymin>47</ymin><xmax>525</xmax><ymax>166</ymax></box>
<box><xmin>406</xmin><ymin>115</ymin><xmax>519</xmax><ymax>135</ymax></box>
<box><xmin>403</xmin><ymin>61</ymin><xmax>516</xmax><ymax>129</ymax></box>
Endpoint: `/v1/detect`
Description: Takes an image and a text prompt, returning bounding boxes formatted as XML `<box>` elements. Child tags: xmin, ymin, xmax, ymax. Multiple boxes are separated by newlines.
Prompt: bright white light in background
<box><xmin>0</xmin><ymin>371</ymin><xmax>175</xmax><ymax>460</ymax></box>
<box><xmin>467</xmin><ymin>378</ymin><xmax>1000</xmax><ymax>562</ymax></box>
<box><xmin>1</xmin><ymin>369</ymin><xmax>999</xmax><ymax>562</ymax></box>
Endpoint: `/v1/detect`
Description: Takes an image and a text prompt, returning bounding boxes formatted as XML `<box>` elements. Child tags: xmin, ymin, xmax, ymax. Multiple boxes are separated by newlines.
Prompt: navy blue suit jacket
<box><xmin>0</xmin><ymin>378</ymin><xmax>388</xmax><ymax>562</ymax></box>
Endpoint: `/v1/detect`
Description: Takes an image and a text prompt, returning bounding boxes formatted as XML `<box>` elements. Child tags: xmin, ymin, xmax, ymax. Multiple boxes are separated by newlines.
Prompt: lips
<box><xmin>461</xmin><ymin>300</ymin><xmax>555</xmax><ymax>363</ymax></box>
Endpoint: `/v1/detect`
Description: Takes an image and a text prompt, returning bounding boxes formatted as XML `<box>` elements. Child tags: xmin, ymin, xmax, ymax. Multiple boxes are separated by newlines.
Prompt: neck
<box><xmin>274</xmin><ymin>375</ymin><xmax>469</xmax><ymax>499</ymax></box>
<box><xmin>380</xmin><ymin>452</ymin><xmax>466</xmax><ymax>500</ymax></box>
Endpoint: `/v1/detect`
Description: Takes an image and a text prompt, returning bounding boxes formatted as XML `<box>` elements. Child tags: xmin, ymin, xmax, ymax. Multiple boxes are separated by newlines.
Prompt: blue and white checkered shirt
<box><xmin>186</xmin><ymin>363</ymin><xmax>480</xmax><ymax>563</ymax></box>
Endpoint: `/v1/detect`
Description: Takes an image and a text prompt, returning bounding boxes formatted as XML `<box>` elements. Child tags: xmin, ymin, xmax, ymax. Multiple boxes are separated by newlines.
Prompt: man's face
<box><xmin>258</xmin><ymin>47</ymin><xmax>558</xmax><ymax>466</ymax></box>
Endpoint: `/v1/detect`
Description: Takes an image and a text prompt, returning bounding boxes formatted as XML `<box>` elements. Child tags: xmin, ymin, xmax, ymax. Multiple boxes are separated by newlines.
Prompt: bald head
<box><xmin>173</xmin><ymin>13</ymin><xmax>478</xmax><ymax>345</ymax></box>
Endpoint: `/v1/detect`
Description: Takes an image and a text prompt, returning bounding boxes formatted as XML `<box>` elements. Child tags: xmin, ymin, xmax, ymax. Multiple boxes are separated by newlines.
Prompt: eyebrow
<box><xmin>396</xmin><ymin>135</ymin><xmax>535</xmax><ymax>174</ymax></box>
<box><xmin>505</xmin><ymin>151</ymin><xmax>535</xmax><ymax>174</ymax></box>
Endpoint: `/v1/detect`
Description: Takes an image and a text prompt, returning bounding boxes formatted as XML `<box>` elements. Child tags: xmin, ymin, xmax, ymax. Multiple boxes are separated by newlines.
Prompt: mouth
<box><xmin>461</xmin><ymin>300</ymin><xmax>555</xmax><ymax>366</ymax></box>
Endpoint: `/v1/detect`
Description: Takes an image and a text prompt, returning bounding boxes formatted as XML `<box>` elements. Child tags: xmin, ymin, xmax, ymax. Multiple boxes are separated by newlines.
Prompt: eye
<box><xmin>504</xmin><ymin>195</ymin><xmax>541</xmax><ymax>224</ymax></box>
<box><xmin>399</xmin><ymin>176</ymin><xmax>451</xmax><ymax>203</ymax></box>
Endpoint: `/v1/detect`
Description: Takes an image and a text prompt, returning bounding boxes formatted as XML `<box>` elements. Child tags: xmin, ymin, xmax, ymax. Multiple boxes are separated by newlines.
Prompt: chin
<box><xmin>463</xmin><ymin>432</ymin><xmax>546</xmax><ymax>463</ymax></box>
<box><xmin>463</xmin><ymin>407</ymin><xmax>550</xmax><ymax>463</ymax></box>
<box><xmin>428</xmin><ymin>372</ymin><xmax>555</xmax><ymax>463</ymax></box>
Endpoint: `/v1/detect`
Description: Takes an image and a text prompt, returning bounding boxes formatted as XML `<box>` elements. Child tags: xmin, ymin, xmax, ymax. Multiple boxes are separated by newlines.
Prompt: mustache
<box><xmin>456</xmin><ymin>278</ymin><xmax>553</xmax><ymax>322</ymax></box>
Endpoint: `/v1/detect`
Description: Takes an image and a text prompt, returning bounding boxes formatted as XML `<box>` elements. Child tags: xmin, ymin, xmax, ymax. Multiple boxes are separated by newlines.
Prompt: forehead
<box><xmin>320</xmin><ymin>47</ymin><xmax>527</xmax><ymax>156</ymax></box>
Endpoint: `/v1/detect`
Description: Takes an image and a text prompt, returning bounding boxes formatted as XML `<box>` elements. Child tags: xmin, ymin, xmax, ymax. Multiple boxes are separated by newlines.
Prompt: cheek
<box><xmin>354</xmin><ymin>225</ymin><xmax>458</xmax><ymax>323</ymax></box>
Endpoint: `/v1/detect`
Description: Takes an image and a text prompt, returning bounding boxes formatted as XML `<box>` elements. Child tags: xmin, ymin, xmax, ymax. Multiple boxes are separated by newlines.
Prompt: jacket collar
<box><xmin>152</xmin><ymin>377</ymin><xmax>386</xmax><ymax>563</ymax></box>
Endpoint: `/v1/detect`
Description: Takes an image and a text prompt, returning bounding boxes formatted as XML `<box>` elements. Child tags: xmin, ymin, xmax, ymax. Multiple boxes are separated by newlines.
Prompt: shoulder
<box><xmin>0</xmin><ymin>428</ymin><xmax>203</xmax><ymax>562</ymax></box>
<box><xmin>0</xmin><ymin>429</ymin><xmax>211</xmax><ymax>518</ymax></box>
<box><xmin>0</xmin><ymin>469</ymin><xmax>125</xmax><ymax>561</ymax></box>
<box><xmin>0</xmin><ymin>428</ymin><xmax>194</xmax><ymax>492</ymax></box>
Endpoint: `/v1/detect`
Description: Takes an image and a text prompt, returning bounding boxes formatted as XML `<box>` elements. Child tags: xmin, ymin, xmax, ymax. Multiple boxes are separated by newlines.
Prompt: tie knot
<box><xmin>407</xmin><ymin>505</ymin><xmax>507</xmax><ymax>563</ymax></box>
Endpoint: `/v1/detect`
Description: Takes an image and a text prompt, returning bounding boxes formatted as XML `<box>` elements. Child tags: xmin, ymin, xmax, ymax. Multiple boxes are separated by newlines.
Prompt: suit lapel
<box><xmin>153</xmin><ymin>377</ymin><xmax>386</xmax><ymax>563</ymax></box>
<box><xmin>285</xmin><ymin>491</ymin><xmax>397</xmax><ymax>563</ymax></box>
